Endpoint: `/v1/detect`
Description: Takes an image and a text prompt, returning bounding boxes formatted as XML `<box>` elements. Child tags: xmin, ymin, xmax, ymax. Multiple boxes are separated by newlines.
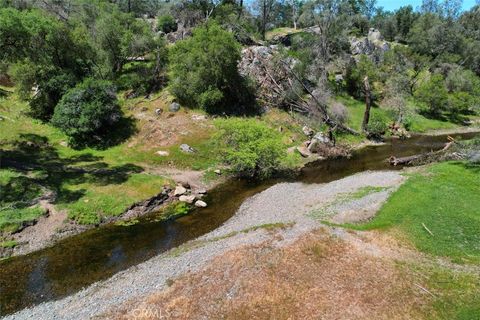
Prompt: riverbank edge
<box><xmin>1</xmin><ymin>126</ymin><xmax>478</xmax><ymax>259</ymax></box>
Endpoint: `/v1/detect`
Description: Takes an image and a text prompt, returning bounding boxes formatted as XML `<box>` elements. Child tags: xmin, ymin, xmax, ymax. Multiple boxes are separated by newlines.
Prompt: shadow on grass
<box><xmin>455</xmin><ymin>160</ymin><xmax>480</xmax><ymax>174</ymax></box>
<box><xmin>0</xmin><ymin>134</ymin><xmax>144</xmax><ymax>209</ymax></box>
<box><xmin>69</xmin><ymin>116</ymin><xmax>137</xmax><ymax>151</ymax></box>
<box><xmin>419</xmin><ymin>110</ymin><xmax>471</xmax><ymax>126</ymax></box>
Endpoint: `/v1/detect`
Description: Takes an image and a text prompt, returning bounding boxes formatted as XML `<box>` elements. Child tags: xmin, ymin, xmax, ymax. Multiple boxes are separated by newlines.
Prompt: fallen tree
<box><xmin>389</xmin><ymin>137</ymin><xmax>457</xmax><ymax>166</ymax></box>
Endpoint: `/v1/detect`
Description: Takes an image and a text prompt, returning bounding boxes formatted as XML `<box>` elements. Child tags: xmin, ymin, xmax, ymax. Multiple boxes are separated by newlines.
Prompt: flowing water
<box><xmin>0</xmin><ymin>131</ymin><xmax>477</xmax><ymax>316</ymax></box>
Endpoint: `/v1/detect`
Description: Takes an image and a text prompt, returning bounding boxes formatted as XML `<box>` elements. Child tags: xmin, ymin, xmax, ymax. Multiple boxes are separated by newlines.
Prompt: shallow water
<box><xmin>0</xmin><ymin>131</ymin><xmax>477</xmax><ymax>316</ymax></box>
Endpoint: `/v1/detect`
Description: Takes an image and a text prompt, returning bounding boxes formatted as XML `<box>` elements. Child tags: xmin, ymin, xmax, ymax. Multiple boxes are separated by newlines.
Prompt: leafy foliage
<box><xmin>365</xmin><ymin>113</ymin><xmax>388</xmax><ymax>139</ymax></box>
<box><xmin>215</xmin><ymin>119</ymin><xmax>287</xmax><ymax>179</ymax></box>
<box><xmin>415</xmin><ymin>74</ymin><xmax>449</xmax><ymax>117</ymax></box>
<box><xmin>157</xmin><ymin>14</ymin><xmax>177</xmax><ymax>33</ymax></box>
<box><xmin>51</xmin><ymin>78</ymin><xmax>122</xmax><ymax>148</ymax></box>
<box><xmin>169</xmin><ymin>22</ymin><xmax>256</xmax><ymax>115</ymax></box>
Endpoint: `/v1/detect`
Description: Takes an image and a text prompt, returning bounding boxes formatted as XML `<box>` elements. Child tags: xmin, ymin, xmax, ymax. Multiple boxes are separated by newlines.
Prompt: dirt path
<box><xmin>6</xmin><ymin>170</ymin><xmax>417</xmax><ymax>320</ymax></box>
<box><xmin>10</xmin><ymin>200</ymin><xmax>68</xmax><ymax>256</ymax></box>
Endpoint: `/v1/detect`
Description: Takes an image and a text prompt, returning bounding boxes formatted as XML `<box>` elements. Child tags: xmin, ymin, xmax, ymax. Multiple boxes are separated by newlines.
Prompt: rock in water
<box><xmin>174</xmin><ymin>186</ymin><xmax>187</xmax><ymax>196</ymax></box>
<box><xmin>169</xmin><ymin>102</ymin><xmax>180</xmax><ymax>112</ymax></box>
<box><xmin>179</xmin><ymin>195</ymin><xmax>196</xmax><ymax>204</ymax></box>
<box><xmin>194</xmin><ymin>200</ymin><xmax>207</xmax><ymax>208</ymax></box>
<box><xmin>180</xmin><ymin>144</ymin><xmax>195</xmax><ymax>153</ymax></box>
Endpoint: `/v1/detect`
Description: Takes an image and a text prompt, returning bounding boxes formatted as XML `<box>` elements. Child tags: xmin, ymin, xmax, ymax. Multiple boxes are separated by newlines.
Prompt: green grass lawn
<box><xmin>358</xmin><ymin>162</ymin><xmax>480</xmax><ymax>264</ymax></box>
<box><xmin>0</xmin><ymin>207</ymin><xmax>46</xmax><ymax>233</ymax></box>
<box><xmin>344</xmin><ymin>161</ymin><xmax>480</xmax><ymax>319</ymax></box>
<box><xmin>335</xmin><ymin>95</ymin><xmax>462</xmax><ymax>134</ymax></box>
<box><xmin>58</xmin><ymin>173</ymin><xmax>171</xmax><ymax>224</ymax></box>
<box><xmin>335</xmin><ymin>96</ymin><xmax>388</xmax><ymax>132</ymax></box>
<box><xmin>0</xmin><ymin>91</ymin><xmax>301</xmax><ymax>227</ymax></box>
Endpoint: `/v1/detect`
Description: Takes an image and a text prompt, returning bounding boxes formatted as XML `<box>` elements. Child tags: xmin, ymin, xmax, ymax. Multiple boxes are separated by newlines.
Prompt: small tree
<box><xmin>169</xmin><ymin>22</ymin><xmax>255</xmax><ymax>114</ymax></box>
<box><xmin>414</xmin><ymin>74</ymin><xmax>449</xmax><ymax>117</ymax></box>
<box><xmin>51</xmin><ymin>79</ymin><xmax>121</xmax><ymax>147</ymax></box>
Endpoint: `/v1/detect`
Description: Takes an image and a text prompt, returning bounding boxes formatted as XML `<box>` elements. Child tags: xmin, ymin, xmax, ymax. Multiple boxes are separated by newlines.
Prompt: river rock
<box><xmin>197</xmin><ymin>189</ymin><xmax>207</xmax><ymax>194</ymax></box>
<box><xmin>174</xmin><ymin>185</ymin><xmax>187</xmax><ymax>196</ymax></box>
<box><xmin>169</xmin><ymin>102</ymin><xmax>180</xmax><ymax>112</ymax></box>
<box><xmin>155</xmin><ymin>108</ymin><xmax>163</xmax><ymax>115</ymax></box>
<box><xmin>194</xmin><ymin>200</ymin><xmax>207</xmax><ymax>208</ymax></box>
<box><xmin>296</xmin><ymin>146</ymin><xmax>312</xmax><ymax>158</ymax></box>
<box><xmin>214</xmin><ymin>169</ymin><xmax>221</xmax><ymax>175</ymax></box>
<box><xmin>179</xmin><ymin>195</ymin><xmax>196</xmax><ymax>204</ymax></box>
<box><xmin>180</xmin><ymin>144</ymin><xmax>195</xmax><ymax>153</ymax></box>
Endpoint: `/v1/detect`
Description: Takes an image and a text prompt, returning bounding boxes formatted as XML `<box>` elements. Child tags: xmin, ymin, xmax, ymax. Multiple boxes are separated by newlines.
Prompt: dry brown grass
<box><xmin>107</xmin><ymin>229</ymin><xmax>430</xmax><ymax>320</ymax></box>
<box><xmin>126</xmin><ymin>95</ymin><xmax>214</xmax><ymax>149</ymax></box>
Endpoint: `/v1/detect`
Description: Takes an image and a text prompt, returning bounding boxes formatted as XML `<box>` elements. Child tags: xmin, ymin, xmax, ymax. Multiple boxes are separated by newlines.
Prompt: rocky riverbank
<box><xmin>5</xmin><ymin>170</ymin><xmax>408</xmax><ymax>319</ymax></box>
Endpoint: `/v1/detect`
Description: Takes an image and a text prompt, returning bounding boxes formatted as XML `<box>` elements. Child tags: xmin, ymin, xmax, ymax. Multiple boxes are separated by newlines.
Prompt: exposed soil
<box><xmin>9</xmin><ymin>200</ymin><xmax>68</xmax><ymax>256</ymax></box>
<box><xmin>127</xmin><ymin>97</ymin><xmax>214</xmax><ymax>149</ymax></box>
<box><xmin>108</xmin><ymin>229</ymin><xmax>429</xmax><ymax>320</ymax></box>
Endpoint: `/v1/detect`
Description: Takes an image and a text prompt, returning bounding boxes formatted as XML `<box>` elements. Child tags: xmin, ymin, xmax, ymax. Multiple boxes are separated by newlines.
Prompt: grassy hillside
<box><xmin>0</xmin><ymin>89</ymin><xmax>305</xmax><ymax>227</ymax></box>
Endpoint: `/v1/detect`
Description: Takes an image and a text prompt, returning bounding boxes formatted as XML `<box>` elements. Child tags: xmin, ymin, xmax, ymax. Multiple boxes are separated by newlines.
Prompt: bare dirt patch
<box><xmin>109</xmin><ymin>229</ymin><xmax>428</xmax><ymax>320</ymax></box>
<box><xmin>10</xmin><ymin>200</ymin><xmax>68</xmax><ymax>256</ymax></box>
<box><xmin>127</xmin><ymin>98</ymin><xmax>214</xmax><ymax>149</ymax></box>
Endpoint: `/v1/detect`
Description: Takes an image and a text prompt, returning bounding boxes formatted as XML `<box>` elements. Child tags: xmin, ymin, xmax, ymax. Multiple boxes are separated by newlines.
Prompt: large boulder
<box><xmin>296</xmin><ymin>146</ymin><xmax>312</xmax><ymax>158</ymax></box>
<box><xmin>307</xmin><ymin>132</ymin><xmax>331</xmax><ymax>153</ymax></box>
<box><xmin>350</xmin><ymin>28</ymin><xmax>390</xmax><ymax>62</ymax></box>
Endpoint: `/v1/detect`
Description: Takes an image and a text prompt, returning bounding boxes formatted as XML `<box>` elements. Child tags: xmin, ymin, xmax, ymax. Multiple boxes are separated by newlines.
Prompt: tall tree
<box><xmin>255</xmin><ymin>0</ymin><xmax>276</xmax><ymax>40</ymax></box>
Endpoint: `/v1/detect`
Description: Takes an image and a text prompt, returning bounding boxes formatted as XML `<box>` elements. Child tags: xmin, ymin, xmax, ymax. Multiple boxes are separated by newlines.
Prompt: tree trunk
<box><xmin>361</xmin><ymin>76</ymin><xmax>372</xmax><ymax>132</ymax></box>
<box><xmin>262</xmin><ymin>2</ymin><xmax>267</xmax><ymax>40</ymax></box>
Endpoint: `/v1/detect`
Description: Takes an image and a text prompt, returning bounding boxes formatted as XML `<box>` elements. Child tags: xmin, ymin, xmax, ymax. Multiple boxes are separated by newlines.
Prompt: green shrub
<box><xmin>366</xmin><ymin>114</ymin><xmax>389</xmax><ymax>139</ymax></box>
<box><xmin>168</xmin><ymin>22</ymin><xmax>256</xmax><ymax>115</ymax></box>
<box><xmin>448</xmin><ymin>92</ymin><xmax>478</xmax><ymax>115</ymax></box>
<box><xmin>157</xmin><ymin>15</ymin><xmax>177</xmax><ymax>33</ymax></box>
<box><xmin>215</xmin><ymin>119</ymin><xmax>287</xmax><ymax>179</ymax></box>
<box><xmin>415</xmin><ymin>74</ymin><xmax>449</xmax><ymax>117</ymax></box>
<box><xmin>51</xmin><ymin>78</ymin><xmax>121</xmax><ymax>148</ymax></box>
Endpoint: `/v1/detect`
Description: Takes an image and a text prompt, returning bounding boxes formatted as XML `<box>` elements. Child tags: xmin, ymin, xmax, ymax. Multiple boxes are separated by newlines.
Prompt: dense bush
<box><xmin>169</xmin><ymin>22</ymin><xmax>256</xmax><ymax>115</ymax></box>
<box><xmin>51</xmin><ymin>79</ymin><xmax>122</xmax><ymax>148</ymax></box>
<box><xmin>215</xmin><ymin>119</ymin><xmax>287</xmax><ymax>179</ymax></box>
<box><xmin>415</xmin><ymin>74</ymin><xmax>449</xmax><ymax>117</ymax></box>
<box><xmin>365</xmin><ymin>114</ymin><xmax>389</xmax><ymax>140</ymax></box>
<box><xmin>157</xmin><ymin>15</ymin><xmax>177</xmax><ymax>33</ymax></box>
